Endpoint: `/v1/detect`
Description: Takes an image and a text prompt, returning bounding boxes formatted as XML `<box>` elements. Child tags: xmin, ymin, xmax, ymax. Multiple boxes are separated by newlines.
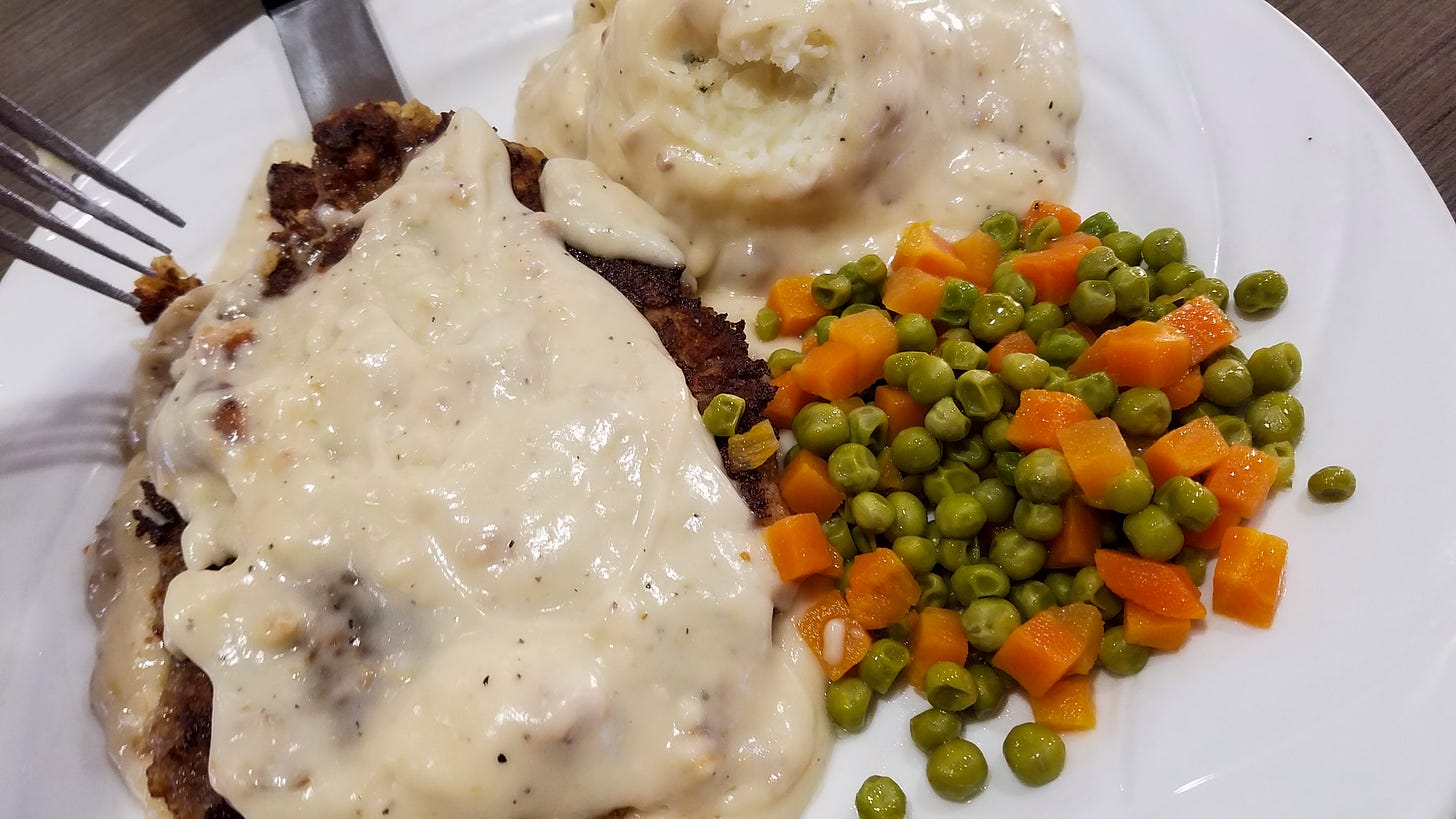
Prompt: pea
<box><xmin>1000</xmin><ymin>352</ymin><xmax>1051</xmax><ymax>391</ymax></box>
<box><xmin>701</xmin><ymin>393</ymin><xmax>746</xmax><ymax>437</ymax></box>
<box><xmin>940</xmin><ymin>340</ymin><xmax>989</xmax><ymax>374</ymax></box>
<box><xmin>883</xmin><ymin>351</ymin><xmax>931</xmax><ymax>388</ymax></box>
<box><xmin>1069</xmin><ymin>279</ymin><xmax>1116</xmax><ymax>325</ymax></box>
<box><xmin>1180</xmin><ymin>276</ymin><xmax>1230</xmax><ymax>311</ymax></box>
<box><xmin>1022</xmin><ymin>301</ymin><xmax>1064</xmax><ymax>341</ymax></box>
<box><xmin>1153</xmin><ymin>476</ymin><xmax>1219</xmax><ymax>532</ymax></box>
<box><xmin>1246</xmin><ymin>391</ymin><xmax>1304</xmax><ymax>445</ymax></box>
<box><xmin>994</xmin><ymin>450</ymin><xmax>1023</xmax><ymax>488</ymax></box>
<box><xmin>1076</xmin><ymin>211</ymin><xmax>1119</xmax><ymax>239</ymax></box>
<box><xmin>823</xmin><ymin>515</ymin><xmax>857</xmax><ymax>560</ymax></box>
<box><xmin>1014</xmin><ymin>448</ymin><xmax>1074</xmax><ymax>504</ymax></box>
<box><xmin>918</xmin><ymin>572</ymin><xmax>951</xmax><ymax>608</ymax></box>
<box><xmin>1201</xmin><ymin>358</ymin><xmax>1254</xmax><ymax>407</ymax></box>
<box><xmin>955</xmin><ymin>369</ymin><xmax>1005</xmax><ymax>420</ymax></box>
<box><xmin>969</xmin><ymin>292</ymin><xmax>1025</xmax><ymax>344</ymax></box>
<box><xmin>854</xmin><ymin>639</ymin><xmax>911</xmax><ymax>696</ymax></box>
<box><xmin>1076</xmin><ymin>245</ymin><xmax>1122</xmax><ymax>282</ymax></box>
<box><xmin>825</xmin><ymin>677</ymin><xmax>872</xmax><ymax>731</ymax></box>
<box><xmin>1063</xmin><ymin>372</ymin><xmax>1118</xmax><ymax>414</ymax></box>
<box><xmin>1013</xmin><ymin>499</ymin><xmax>1064</xmax><ymax>541</ymax></box>
<box><xmin>937</xmin><ymin>278</ymin><xmax>982</xmax><ymax>327</ymax></box>
<box><xmin>1141</xmin><ymin>227</ymin><xmax>1187</xmax><ymax>270</ymax></box>
<box><xmin>908</xmin><ymin>355</ymin><xmax>957</xmax><ymax>404</ymax></box>
<box><xmin>852</xmin><ymin>523</ymin><xmax>878</xmax><ymax>555</ymax></box>
<box><xmin>980</xmin><ymin>211</ymin><xmax>1021</xmax><ymax>251</ymax></box>
<box><xmin>939</xmin><ymin>538</ymin><xmax>975</xmax><ymax>573</ymax></box>
<box><xmin>1262</xmin><ymin>441</ymin><xmax>1297</xmax><ymax>489</ymax></box>
<box><xmin>1153</xmin><ymin>261</ymin><xmax>1203</xmax><ymax>296</ymax></box>
<box><xmin>842</xmin><ymin>303</ymin><xmax>888</xmax><ymax>318</ymax></box>
<box><xmin>896</xmin><ymin>313</ymin><xmax>938</xmax><ymax>352</ymax></box>
<box><xmin>1072</xmin><ymin>565</ymin><xmax>1123</xmax><ymax>618</ymax></box>
<box><xmin>981</xmin><ymin>414</ymin><xmax>1015</xmax><ymax>452</ymax></box>
<box><xmin>1102</xmin><ymin>230</ymin><xmax>1143</xmax><ymax>265</ymax></box>
<box><xmin>962</xmin><ymin>597</ymin><xmax>1022</xmax><ymax>653</ymax></box>
<box><xmin>1308</xmin><ymin>465</ymin><xmax>1357</xmax><ymax>502</ymax></box>
<box><xmin>1216</xmin><ymin>345</ymin><xmax>1248</xmax><ymax>364</ymax></box>
<box><xmin>751</xmin><ymin>306</ymin><xmax>782</xmax><ymax>341</ymax></box>
<box><xmin>890</xmin><ymin>427</ymin><xmax>943</xmax><ymax>474</ymax></box>
<box><xmin>1141</xmin><ymin>296</ymin><xmax>1177</xmax><ymax>321</ymax></box>
<box><xmin>925</xmin><ymin>397</ymin><xmax>972</xmax><ymax>442</ymax></box>
<box><xmin>1109</xmin><ymin>264</ymin><xmax>1150</xmax><ymax>317</ymax></box>
<box><xmin>812</xmin><ymin>272</ymin><xmax>853</xmax><ymax>311</ymax></box>
<box><xmin>1123</xmin><ymin>505</ymin><xmax>1185</xmax><ymax>561</ymax></box>
<box><xmin>855</xmin><ymin>775</ymin><xmax>907</xmax><ymax>819</ymax></box>
<box><xmin>826</xmin><ymin>443</ymin><xmax>880</xmax><ymax>494</ymax></box>
<box><xmin>1234</xmin><ymin>269</ymin><xmax>1288</xmax><ymax>314</ymax></box>
<box><xmin>936</xmin><ymin>492</ymin><xmax>988</xmax><ymax>538</ymax></box>
<box><xmin>1043</xmin><ymin>365</ymin><xmax>1071</xmax><ymax>392</ymax></box>
<box><xmin>1010</xmin><ymin>580</ymin><xmax>1058</xmax><ymax>620</ymax></box>
<box><xmin>947</xmin><ymin>434</ymin><xmax>992</xmax><ymax>470</ymax></box>
<box><xmin>1002</xmin><ymin>722</ymin><xmax>1066</xmax><ymax>787</ymax></box>
<box><xmin>851</xmin><ymin>491</ymin><xmax>895</xmax><ymax>534</ymax></box>
<box><xmin>767</xmin><ymin>348</ymin><xmax>804</xmax><ymax>378</ymax></box>
<box><xmin>924</xmin><ymin>462</ymin><xmax>980</xmax><ymax>505</ymax></box>
<box><xmin>941</xmin><ymin>327</ymin><xmax>974</xmax><ymax>345</ymax></box>
<box><xmin>1175</xmin><ymin>547</ymin><xmax>1210</xmax><ymax>586</ymax></box>
<box><xmin>952</xmin><ymin>563</ymin><xmax>1011</xmax><ymax>604</ymax></box>
<box><xmin>1111</xmin><ymin>387</ymin><xmax>1172</xmax><ymax>438</ymax></box>
<box><xmin>927</xmin><ymin>739</ymin><xmax>989</xmax><ymax>801</ymax></box>
<box><xmin>971</xmin><ymin>478</ymin><xmax>1016</xmax><ymax>523</ymax></box>
<box><xmin>847</xmin><ymin>254</ymin><xmax>889</xmax><ymax>288</ymax></box>
<box><xmin>886</xmin><ymin>536</ymin><xmax>935</xmax><ymax>577</ymax></box>
<box><xmin>910</xmin><ymin>708</ymin><xmax>963</xmax><ymax>753</ymax></box>
<box><xmin>884</xmin><ymin>491</ymin><xmax>927</xmax><ymax>540</ymax></box>
<box><xmin>793</xmin><ymin>403</ymin><xmax>849</xmax><ymax>456</ymax></box>
<box><xmin>1098</xmin><ymin>625</ymin><xmax>1150</xmax><ymax>676</ymax></box>
<box><xmin>1103</xmin><ymin>467</ymin><xmax>1154</xmax><ymax>514</ymax></box>
<box><xmin>925</xmin><ymin>661</ymin><xmax>980</xmax><ymax>711</ymax></box>
<box><xmin>1037</xmin><ymin>327</ymin><xmax>1090</xmax><ymax>368</ymax></box>
<box><xmin>1044</xmin><ymin>572</ymin><xmax>1076</xmax><ymax>606</ymax></box>
<box><xmin>1248</xmin><ymin>342</ymin><xmax>1302</xmax><ymax>393</ymax></box>
<box><xmin>812</xmin><ymin>314</ymin><xmax>838</xmax><ymax>344</ymax></box>
<box><xmin>1212</xmin><ymin>414</ymin><xmax>1253</xmax><ymax>447</ymax></box>
<box><xmin>848</xmin><ymin>405</ymin><xmax>890</xmax><ymax>452</ymax></box>
<box><xmin>990</xmin><ymin>530</ymin><xmax>1047</xmax><ymax>580</ymax></box>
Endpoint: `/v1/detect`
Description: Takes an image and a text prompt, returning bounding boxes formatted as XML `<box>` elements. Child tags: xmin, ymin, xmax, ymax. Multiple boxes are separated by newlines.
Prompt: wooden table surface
<box><xmin>1</xmin><ymin>0</ymin><xmax>1452</xmax><ymax>271</ymax></box>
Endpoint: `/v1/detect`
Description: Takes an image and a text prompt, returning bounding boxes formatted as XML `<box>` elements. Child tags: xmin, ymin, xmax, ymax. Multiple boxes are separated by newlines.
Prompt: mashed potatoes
<box><xmin>518</xmin><ymin>0</ymin><xmax>1080</xmax><ymax>307</ymax></box>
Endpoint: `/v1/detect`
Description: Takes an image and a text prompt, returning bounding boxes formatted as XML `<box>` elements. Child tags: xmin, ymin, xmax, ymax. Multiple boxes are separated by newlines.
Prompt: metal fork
<box><xmin>0</xmin><ymin>91</ymin><xmax>186</xmax><ymax>307</ymax></box>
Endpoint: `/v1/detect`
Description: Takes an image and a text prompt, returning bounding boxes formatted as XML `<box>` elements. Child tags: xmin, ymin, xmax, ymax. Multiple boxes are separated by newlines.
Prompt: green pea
<box><xmin>1109</xmin><ymin>264</ymin><xmax>1150</xmax><ymax>317</ymax></box>
<box><xmin>941</xmin><ymin>327</ymin><xmax>974</xmax><ymax>345</ymax></box>
<box><xmin>701</xmin><ymin>393</ymin><xmax>746</xmax><ymax>437</ymax></box>
<box><xmin>1234</xmin><ymin>269</ymin><xmax>1288</xmax><ymax>314</ymax></box>
<box><xmin>910</xmin><ymin>708</ymin><xmax>963</xmax><ymax>753</ymax></box>
<box><xmin>1153</xmin><ymin>476</ymin><xmax>1220</xmax><ymax>532</ymax></box>
<box><xmin>824</xmin><ymin>515</ymin><xmax>857</xmax><ymax>560</ymax></box>
<box><xmin>1212</xmin><ymin>414</ymin><xmax>1253</xmax><ymax>447</ymax></box>
<box><xmin>1037</xmin><ymin>327</ymin><xmax>1090</xmax><ymax>368</ymax></box>
<box><xmin>1022</xmin><ymin>301</ymin><xmax>1065</xmax><ymax>341</ymax></box>
<box><xmin>994</xmin><ymin>450</ymin><xmax>1023</xmax><ymax>488</ymax></box>
<box><xmin>753</xmin><ymin>307</ymin><xmax>782</xmax><ymax>341</ymax></box>
<box><xmin>1069</xmin><ymin>279</ymin><xmax>1116</xmax><ymax>325</ymax></box>
<box><xmin>927</xmin><ymin>739</ymin><xmax>989</xmax><ymax>801</ymax></box>
<box><xmin>939</xmin><ymin>339</ymin><xmax>988</xmax><ymax>371</ymax></box>
<box><xmin>970</xmin><ymin>478</ymin><xmax>1016</xmax><ymax>523</ymax></box>
<box><xmin>1175</xmin><ymin>547</ymin><xmax>1210</xmax><ymax>586</ymax></box>
<box><xmin>947</xmin><ymin>434</ymin><xmax>993</xmax><ymax>470</ymax></box>
<box><xmin>1014</xmin><ymin>448</ymin><xmax>1074</xmax><ymax>504</ymax></box>
<box><xmin>1064</xmin><ymin>372</ymin><xmax>1118</xmax><ymax>414</ymax></box>
<box><xmin>1010</xmin><ymin>580</ymin><xmax>1058</xmax><ymax>620</ymax></box>
<box><xmin>848</xmin><ymin>405</ymin><xmax>890</xmax><ymax>452</ymax></box>
<box><xmin>952</xmin><ymin>563</ymin><xmax>1011</xmax><ymax>604</ymax></box>
<box><xmin>1201</xmin><ymin>358</ymin><xmax>1254</xmax><ymax>407</ymax></box>
<box><xmin>1262</xmin><ymin>441</ymin><xmax>1297</xmax><ymax>489</ymax></box>
<box><xmin>990</xmin><ymin>529</ymin><xmax>1047</xmax><ymax>580</ymax></box>
<box><xmin>1246</xmin><ymin>391</ymin><xmax>1304</xmax><ymax>445</ymax></box>
<box><xmin>895</xmin><ymin>313</ymin><xmax>938</xmax><ymax>353</ymax></box>
<box><xmin>908</xmin><ymin>355</ymin><xmax>957</xmax><ymax>404</ymax></box>
<box><xmin>826</xmin><ymin>677</ymin><xmax>873</xmax><ymax>731</ymax></box>
<box><xmin>980</xmin><ymin>211</ymin><xmax>1021</xmax><ymax>251</ymax></box>
<box><xmin>1141</xmin><ymin>296</ymin><xmax>1177</xmax><ymax>321</ymax></box>
<box><xmin>1175</xmin><ymin>400</ymin><xmax>1222</xmax><ymax>425</ymax></box>
<box><xmin>842</xmin><ymin>303</ymin><xmax>888</xmax><ymax>318</ymax></box>
<box><xmin>1179</xmin><ymin>276</ymin><xmax>1230</xmax><ymax>311</ymax></box>
<box><xmin>892</xmin><ymin>536</ymin><xmax>939</xmax><ymax>576</ymax></box>
<box><xmin>1072</xmin><ymin>566</ymin><xmax>1123</xmax><ymax>618</ymax></box>
<box><xmin>793</xmin><ymin>403</ymin><xmax>850</xmax><ymax>456</ymax></box>
<box><xmin>1247</xmin><ymin>342</ymin><xmax>1302</xmax><ymax>393</ymax></box>
<box><xmin>936</xmin><ymin>278</ymin><xmax>982</xmax><ymax>327</ymax></box>
<box><xmin>1098</xmin><ymin>625</ymin><xmax>1150</xmax><ymax>676</ymax></box>
<box><xmin>918</xmin><ymin>572</ymin><xmax>951</xmax><ymax>608</ymax></box>
<box><xmin>828</xmin><ymin>443</ymin><xmax>881</xmax><ymax>494</ymax></box>
<box><xmin>991</xmin><ymin>272</ymin><xmax>1036</xmax><ymax>312</ymax></box>
<box><xmin>924</xmin><ymin>462</ymin><xmax>980</xmax><ymax>505</ymax></box>
<box><xmin>1103</xmin><ymin>467</ymin><xmax>1154</xmax><ymax>514</ymax></box>
<box><xmin>812</xmin><ymin>272</ymin><xmax>853</xmax><ymax>311</ymax></box>
<box><xmin>981</xmin><ymin>414</ymin><xmax>1014</xmax><ymax>452</ymax></box>
<box><xmin>1075</xmin><ymin>245</ymin><xmax>1122</xmax><ymax>282</ymax></box>
<box><xmin>887</xmin><ymin>491</ymin><xmax>929</xmax><ymax>539</ymax></box>
<box><xmin>1153</xmin><ymin>262</ymin><xmax>1204</xmax><ymax>296</ymax></box>
<box><xmin>1002</xmin><ymin>722</ymin><xmax>1066</xmax><ymax>787</ymax></box>
<box><xmin>890</xmin><ymin>427</ymin><xmax>943</xmax><ymax>474</ymax></box>
<box><xmin>851</xmin><ymin>491</ymin><xmax>895</xmax><ymax>534</ymax></box>
<box><xmin>1076</xmin><ymin>211</ymin><xmax>1118</xmax><ymax>239</ymax></box>
<box><xmin>1044</xmin><ymin>572</ymin><xmax>1076</xmax><ymax>606</ymax></box>
<box><xmin>925</xmin><ymin>661</ymin><xmax>980</xmax><ymax>712</ymax></box>
<box><xmin>936</xmin><ymin>492</ymin><xmax>988</xmax><ymax>538</ymax></box>
<box><xmin>1123</xmin><ymin>505</ymin><xmax>1185</xmax><ymax>561</ymax></box>
<box><xmin>767</xmin><ymin>348</ymin><xmax>804</xmax><ymax>378</ymax></box>
<box><xmin>1141</xmin><ymin>227</ymin><xmax>1187</xmax><ymax>270</ymax></box>
<box><xmin>969</xmin><ymin>292</ymin><xmax>1025</xmax><ymax>344</ymax></box>
<box><xmin>999</xmin><ymin>352</ymin><xmax>1050</xmax><ymax>392</ymax></box>
<box><xmin>1022</xmin><ymin>216</ymin><xmax>1062</xmax><ymax>251</ymax></box>
<box><xmin>938</xmin><ymin>538</ymin><xmax>975</xmax><ymax>573</ymax></box>
<box><xmin>962</xmin><ymin>597</ymin><xmax>1022</xmax><ymax>653</ymax></box>
<box><xmin>1111</xmin><ymin>387</ymin><xmax>1172</xmax><ymax>438</ymax></box>
<box><xmin>1308</xmin><ymin>465</ymin><xmax>1357</xmax><ymax>502</ymax></box>
<box><xmin>1043</xmin><ymin>365</ymin><xmax>1071</xmax><ymax>392</ymax></box>
<box><xmin>812</xmin><ymin>314</ymin><xmax>838</xmax><ymax>344</ymax></box>
<box><xmin>963</xmin><ymin>665</ymin><xmax>1007</xmax><ymax>721</ymax></box>
<box><xmin>859</xmin><ymin>639</ymin><xmax>912</xmax><ymax>695</ymax></box>
<box><xmin>1102</xmin><ymin>230</ymin><xmax>1142</xmax><ymax>265</ymax></box>
<box><xmin>883</xmin><ymin>351</ymin><xmax>931</xmax><ymax>388</ymax></box>
<box><xmin>1013</xmin><ymin>499</ymin><xmax>1064</xmax><ymax>541</ymax></box>
<box><xmin>925</xmin><ymin>397</ymin><xmax>972</xmax><ymax>442</ymax></box>
<box><xmin>855</xmin><ymin>775</ymin><xmax>907</xmax><ymax>819</ymax></box>
<box><xmin>953</xmin><ymin>369</ymin><xmax>1004</xmax><ymax>420</ymax></box>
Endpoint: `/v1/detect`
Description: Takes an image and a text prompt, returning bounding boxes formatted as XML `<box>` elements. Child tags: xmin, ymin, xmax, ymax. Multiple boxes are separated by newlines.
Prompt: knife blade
<box><xmin>263</xmin><ymin>0</ymin><xmax>407</xmax><ymax>124</ymax></box>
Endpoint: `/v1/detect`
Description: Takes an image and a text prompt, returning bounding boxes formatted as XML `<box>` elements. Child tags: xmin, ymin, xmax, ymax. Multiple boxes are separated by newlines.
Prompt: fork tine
<box><xmin>0</xmin><ymin>92</ymin><xmax>185</xmax><ymax>227</ymax></box>
<box><xmin>0</xmin><ymin>224</ymin><xmax>140</xmax><ymax>307</ymax></box>
<box><xmin>0</xmin><ymin>141</ymin><xmax>172</xmax><ymax>254</ymax></box>
<box><xmin>0</xmin><ymin>183</ymin><xmax>155</xmax><ymax>276</ymax></box>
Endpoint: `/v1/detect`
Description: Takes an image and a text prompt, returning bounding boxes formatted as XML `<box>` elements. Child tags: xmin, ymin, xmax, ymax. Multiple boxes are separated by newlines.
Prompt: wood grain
<box><xmin>1</xmin><ymin>0</ymin><xmax>1452</xmax><ymax>277</ymax></box>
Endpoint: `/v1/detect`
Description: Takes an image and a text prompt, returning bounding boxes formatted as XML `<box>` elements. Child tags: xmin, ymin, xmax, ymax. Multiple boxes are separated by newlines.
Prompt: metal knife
<box><xmin>262</xmin><ymin>0</ymin><xmax>408</xmax><ymax>124</ymax></box>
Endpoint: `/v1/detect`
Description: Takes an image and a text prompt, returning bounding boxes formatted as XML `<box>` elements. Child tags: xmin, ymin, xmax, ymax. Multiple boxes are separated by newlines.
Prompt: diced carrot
<box><xmin>1011</xmin><ymin>234</ymin><xmax>1099</xmax><ymax>306</ymax></box>
<box><xmin>845</xmin><ymin>548</ymin><xmax>922</xmax><ymax>629</ymax></box>
<box><xmin>1069</xmin><ymin>321</ymin><xmax>1192</xmax><ymax>388</ymax></box>
<box><xmin>763</xmin><ymin>513</ymin><xmax>840</xmax><ymax>581</ymax></box>
<box><xmin>992</xmin><ymin>603</ymin><xmax>1103</xmax><ymax>697</ymax></box>
<box><xmin>1094</xmin><ymin>549</ymin><xmax>1207</xmax><ymax>619</ymax></box>
<box><xmin>779</xmin><ymin>451</ymin><xmax>845</xmax><ymax>520</ymax></box>
<box><xmin>791</xmin><ymin>341</ymin><xmax>861</xmax><ymax>401</ymax></box>
<box><xmin>1203</xmin><ymin>445</ymin><xmax>1280</xmax><ymax>518</ymax></box>
<box><xmin>1052</xmin><ymin>603</ymin><xmax>1105</xmax><ymax>675</ymax></box>
<box><xmin>1159</xmin><ymin>296</ymin><xmax>1239</xmax><ymax>363</ymax></box>
<box><xmin>1163</xmin><ymin>367</ymin><xmax>1204</xmax><ymax>411</ymax></box>
<box><xmin>765</xmin><ymin>372</ymin><xmax>813</xmax><ymax>429</ymax></box>
<box><xmin>1005</xmin><ymin>389</ymin><xmax>1096</xmax><ymax>452</ymax></box>
<box><xmin>892</xmin><ymin>221</ymin><xmax>968</xmax><ymax>279</ymax></box>
<box><xmin>1185</xmin><ymin>510</ymin><xmax>1241</xmax><ymax>551</ymax></box>
<box><xmin>987</xmin><ymin>330</ymin><xmax>1039</xmax><ymax>373</ymax></box>
<box><xmin>766</xmin><ymin>275</ymin><xmax>829</xmax><ymax>336</ymax></box>
<box><xmin>827</xmin><ymin>308</ymin><xmax>900</xmax><ymax>387</ymax></box>
<box><xmin>1212</xmin><ymin>526</ymin><xmax>1288</xmax><ymax>628</ymax></box>
<box><xmin>908</xmin><ymin>607</ymin><xmax>969</xmax><ymax>689</ymax></box>
<box><xmin>801</xmin><ymin>332</ymin><xmax>820</xmax><ymax>353</ymax></box>
<box><xmin>1046</xmin><ymin>497</ymin><xmax>1100</xmax><ymax>568</ymax></box>
<box><xmin>1028</xmin><ymin>675</ymin><xmax>1096</xmax><ymax>731</ymax></box>
<box><xmin>1123</xmin><ymin>600</ymin><xmax>1192</xmax><ymax>651</ymax></box>
<box><xmin>881</xmin><ymin>266</ymin><xmax>947</xmax><ymax>320</ymax></box>
<box><xmin>875</xmin><ymin>447</ymin><xmax>921</xmax><ymax>494</ymax></box>
<box><xmin>1020</xmin><ymin>200</ymin><xmax>1083</xmax><ymax>238</ymax></box>
<box><xmin>796</xmin><ymin>590</ymin><xmax>872</xmax><ymax>681</ymax></box>
<box><xmin>1057</xmin><ymin>418</ymin><xmax>1137</xmax><ymax>505</ymax></box>
<box><xmin>875</xmin><ymin>385</ymin><xmax>930</xmax><ymax>439</ymax></box>
<box><xmin>949</xmin><ymin>229</ymin><xmax>1001</xmax><ymax>288</ymax></box>
<box><xmin>1143</xmin><ymin>417</ymin><xmax>1231</xmax><ymax>486</ymax></box>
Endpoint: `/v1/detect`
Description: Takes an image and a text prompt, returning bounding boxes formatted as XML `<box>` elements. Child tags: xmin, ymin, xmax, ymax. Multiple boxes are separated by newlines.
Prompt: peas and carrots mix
<box><xmin>705</xmin><ymin>201</ymin><xmax>1354</xmax><ymax>814</ymax></box>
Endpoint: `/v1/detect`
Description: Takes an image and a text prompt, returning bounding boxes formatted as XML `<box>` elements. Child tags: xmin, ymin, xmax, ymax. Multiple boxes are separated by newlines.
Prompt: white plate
<box><xmin>2</xmin><ymin>1</ymin><xmax>1454</xmax><ymax>817</ymax></box>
